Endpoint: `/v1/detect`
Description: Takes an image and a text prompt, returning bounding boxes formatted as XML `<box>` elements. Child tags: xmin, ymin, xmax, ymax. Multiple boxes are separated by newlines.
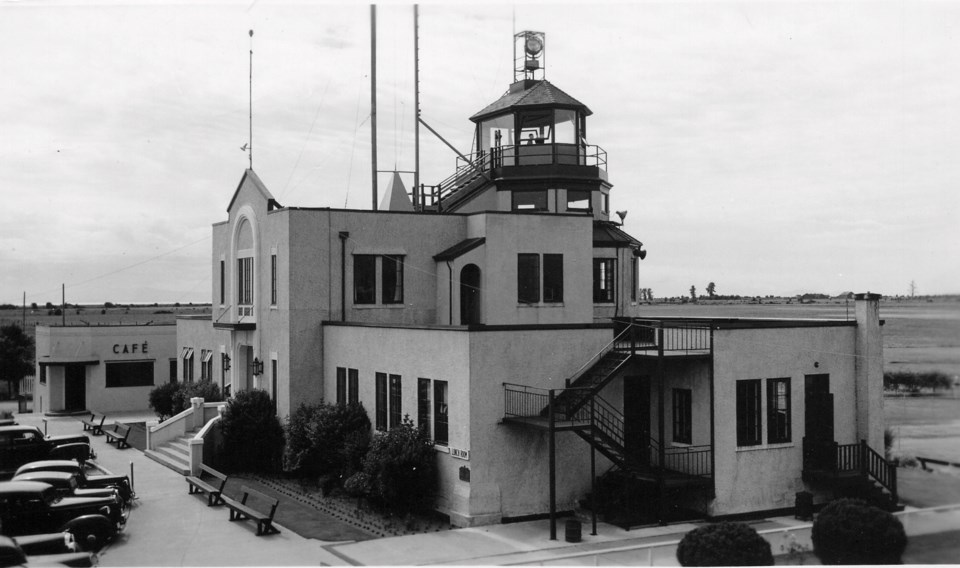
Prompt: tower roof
<box><xmin>469</xmin><ymin>79</ymin><xmax>592</xmax><ymax>123</ymax></box>
<box><xmin>379</xmin><ymin>171</ymin><xmax>414</xmax><ymax>212</ymax></box>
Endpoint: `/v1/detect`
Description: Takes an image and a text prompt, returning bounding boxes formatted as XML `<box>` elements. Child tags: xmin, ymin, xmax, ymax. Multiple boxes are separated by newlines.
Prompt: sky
<box><xmin>1</xmin><ymin>0</ymin><xmax>958</xmax><ymax>305</ymax></box>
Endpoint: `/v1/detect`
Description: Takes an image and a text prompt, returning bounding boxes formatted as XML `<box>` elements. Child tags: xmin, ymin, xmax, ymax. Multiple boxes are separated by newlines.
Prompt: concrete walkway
<box><xmin>10</xmin><ymin>406</ymin><xmax>960</xmax><ymax>566</ymax></box>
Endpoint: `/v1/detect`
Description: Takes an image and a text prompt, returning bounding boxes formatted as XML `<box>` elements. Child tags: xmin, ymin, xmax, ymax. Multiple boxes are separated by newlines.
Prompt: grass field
<box><xmin>0</xmin><ymin>304</ymin><xmax>211</xmax><ymax>336</ymax></box>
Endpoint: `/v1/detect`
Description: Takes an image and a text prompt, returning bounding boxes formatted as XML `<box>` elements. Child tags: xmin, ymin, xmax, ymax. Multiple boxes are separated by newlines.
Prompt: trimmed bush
<box><xmin>283</xmin><ymin>401</ymin><xmax>371</xmax><ymax>478</ymax></box>
<box><xmin>676</xmin><ymin>522</ymin><xmax>773</xmax><ymax>566</ymax></box>
<box><xmin>812</xmin><ymin>498</ymin><xmax>907</xmax><ymax>564</ymax></box>
<box><xmin>218</xmin><ymin>389</ymin><xmax>285</xmax><ymax>473</ymax></box>
<box><xmin>148</xmin><ymin>382</ymin><xmax>181</xmax><ymax>420</ymax></box>
<box><xmin>361</xmin><ymin>416</ymin><xmax>436</xmax><ymax>514</ymax></box>
<box><xmin>148</xmin><ymin>380</ymin><xmax>224</xmax><ymax>421</ymax></box>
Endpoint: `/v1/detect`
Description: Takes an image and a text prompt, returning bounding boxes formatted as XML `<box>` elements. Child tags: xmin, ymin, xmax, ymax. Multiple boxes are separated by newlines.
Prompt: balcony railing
<box><xmin>649</xmin><ymin>438</ymin><xmax>713</xmax><ymax>478</ymax></box>
<box><xmin>613</xmin><ymin>318</ymin><xmax>713</xmax><ymax>354</ymax></box>
<box><xmin>803</xmin><ymin>438</ymin><xmax>898</xmax><ymax>502</ymax></box>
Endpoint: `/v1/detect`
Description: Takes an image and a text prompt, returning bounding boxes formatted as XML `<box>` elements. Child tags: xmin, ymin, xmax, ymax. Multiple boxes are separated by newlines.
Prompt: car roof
<box><xmin>14</xmin><ymin>461</ymin><xmax>81</xmax><ymax>475</ymax></box>
<box><xmin>0</xmin><ymin>481</ymin><xmax>54</xmax><ymax>494</ymax></box>
<box><xmin>0</xmin><ymin>425</ymin><xmax>41</xmax><ymax>433</ymax></box>
<box><xmin>14</xmin><ymin>471</ymin><xmax>74</xmax><ymax>482</ymax></box>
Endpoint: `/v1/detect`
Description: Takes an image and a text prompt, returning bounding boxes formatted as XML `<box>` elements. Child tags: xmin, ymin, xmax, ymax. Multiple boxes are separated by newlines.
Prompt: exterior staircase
<box><xmin>802</xmin><ymin>438</ymin><xmax>900</xmax><ymax>512</ymax></box>
<box><xmin>548</xmin><ymin>351</ymin><xmax>631</xmax><ymax>417</ymax></box>
<box><xmin>145</xmin><ymin>430</ymin><xmax>198</xmax><ymax>475</ymax></box>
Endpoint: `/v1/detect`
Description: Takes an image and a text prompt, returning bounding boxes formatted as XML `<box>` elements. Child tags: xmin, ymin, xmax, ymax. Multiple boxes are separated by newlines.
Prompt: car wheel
<box><xmin>60</xmin><ymin>515</ymin><xmax>114</xmax><ymax>552</ymax></box>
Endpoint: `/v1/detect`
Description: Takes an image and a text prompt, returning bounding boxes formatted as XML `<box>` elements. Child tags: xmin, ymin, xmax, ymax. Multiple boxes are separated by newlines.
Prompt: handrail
<box><xmin>565</xmin><ymin>324</ymin><xmax>635</xmax><ymax>384</ymax></box>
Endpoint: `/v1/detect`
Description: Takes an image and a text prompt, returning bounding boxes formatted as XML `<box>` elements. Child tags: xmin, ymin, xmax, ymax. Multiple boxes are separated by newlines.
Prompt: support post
<box><xmin>370</xmin><ymin>4</ymin><xmax>378</xmax><ymax>210</ymax></box>
<box><xmin>549</xmin><ymin>389</ymin><xmax>557</xmax><ymax>541</ymax></box>
<box><xmin>591</xmin><ymin>395</ymin><xmax>597</xmax><ymax>536</ymax></box>
<box><xmin>657</xmin><ymin>327</ymin><xmax>666</xmax><ymax>525</ymax></box>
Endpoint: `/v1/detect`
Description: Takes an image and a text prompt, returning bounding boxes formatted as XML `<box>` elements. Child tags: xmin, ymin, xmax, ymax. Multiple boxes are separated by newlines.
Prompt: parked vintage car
<box><xmin>0</xmin><ymin>481</ymin><xmax>125</xmax><ymax>551</ymax></box>
<box><xmin>12</xmin><ymin>471</ymin><xmax>119</xmax><ymax>502</ymax></box>
<box><xmin>0</xmin><ymin>426</ymin><xmax>90</xmax><ymax>479</ymax></box>
<box><xmin>0</xmin><ymin>535</ymin><xmax>95</xmax><ymax>567</ymax></box>
<box><xmin>14</xmin><ymin>460</ymin><xmax>133</xmax><ymax>505</ymax></box>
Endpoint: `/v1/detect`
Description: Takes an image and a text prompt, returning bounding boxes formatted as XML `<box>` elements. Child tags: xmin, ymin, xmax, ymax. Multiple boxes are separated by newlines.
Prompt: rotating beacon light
<box><xmin>515</xmin><ymin>31</ymin><xmax>546</xmax><ymax>82</ymax></box>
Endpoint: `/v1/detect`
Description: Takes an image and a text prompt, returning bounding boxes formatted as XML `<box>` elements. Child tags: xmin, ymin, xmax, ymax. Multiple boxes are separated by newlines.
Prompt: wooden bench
<box><xmin>186</xmin><ymin>464</ymin><xmax>228</xmax><ymax>506</ymax></box>
<box><xmin>81</xmin><ymin>413</ymin><xmax>106</xmax><ymax>435</ymax></box>
<box><xmin>104</xmin><ymin>423</ymin><xmax>131</xmax><ymax>449</ymax></box>
<box><xmin>221</xmin><ymin>485</ymin><xmax>280</xmax><ymax>536</ymax></box>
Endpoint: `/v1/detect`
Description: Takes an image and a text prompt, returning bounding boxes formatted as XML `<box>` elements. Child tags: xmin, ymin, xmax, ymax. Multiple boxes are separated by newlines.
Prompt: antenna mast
<box><xmin>248</xmin><ymin>30</ymin><xmax>254</xmax><ymax>170</ymax></box>
<box><xmin>370</xmin><ymin>5</ymin><xmax>378</xmax><ymax>210</ymax></box>
<box><xmin>413</xmin><ymin>4</ymin><xmax>420</xmax><ymax>209</ymax></box>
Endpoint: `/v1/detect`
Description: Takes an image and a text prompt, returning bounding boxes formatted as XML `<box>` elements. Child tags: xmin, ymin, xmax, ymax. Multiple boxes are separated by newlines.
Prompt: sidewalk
<box><xmin>11</xmin><ymin>406</ymin><xmax>960</xmax><ymax>566</ymax></box>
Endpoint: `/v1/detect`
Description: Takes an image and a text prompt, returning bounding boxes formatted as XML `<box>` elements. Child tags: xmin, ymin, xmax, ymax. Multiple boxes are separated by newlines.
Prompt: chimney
<box><xmin>854</xmin><ymin>292</ymin><xmax>884</xmax><ymax>451</ymax></box>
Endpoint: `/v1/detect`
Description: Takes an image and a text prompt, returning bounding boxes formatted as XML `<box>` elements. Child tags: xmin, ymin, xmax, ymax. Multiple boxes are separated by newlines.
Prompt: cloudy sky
<box><xmin>1</xmin><ymin>0</ymin><xmax>958</xmax><ymax>305</ymax></box>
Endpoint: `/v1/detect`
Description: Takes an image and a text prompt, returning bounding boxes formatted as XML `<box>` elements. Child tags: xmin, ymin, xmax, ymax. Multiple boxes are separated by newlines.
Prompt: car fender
<box><xmin>48</xmin><ymin>443</ymin><xmax>91</xmax><ymax>463</ymax></box>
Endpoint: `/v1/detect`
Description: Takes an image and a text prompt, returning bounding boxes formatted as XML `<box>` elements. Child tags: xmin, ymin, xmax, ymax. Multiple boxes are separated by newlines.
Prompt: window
<box><xmin>354</xmin><ymin>255</ymin><xmax>376</xmax><ymax>304</ymax></box>
<box><xmin>672</xmin><ymin>388</ymin><xmax>692</xmax><ymax>444</ymax></box>
<box><xmin>517</xmin><ymin>254</ymin><xmax>540</xmax><ymax>304</ymax></box>
<box><xmin>602</xmin><ymin>192</ymin><xmax>609</xmax><ymax>214</ymax></box>
<box><xmin>566</xmin><ymin>190</ymin><xmax>591</xmax><ymax>211</ymax></box>
<box><xmin>375</xmin><ymin>372</ymin><xmax>387</xmax><ymax>431</ymax></box>
<box><xmin>593</xmin><ymin>259</ymin><xmax>615</xmax><ymax>303</ymax></box>
<box><xmin>767</xmin><ymin>378</ymin><xmax>791</xmax><ymax>443</ymax></box>
<box><xmin>219</xmin><ymin>260</ymin><xmax>225</xmax><ymax>305</ymax></box>
<box><xmin>105</xmin><ymin>361</ymin><xmax>154</xmax><ymax>388</ymax></box>
<box><xmin>169</xmin><ymin>359</ymin><xmax>177</xmax><ymax>383</ymax></box>
<box><xmin>512</xmin><ymin>190</ymin><xmax>547</xmax><ymax>211</ymax></box>
<box><xmin>336</xmin><ymin>367</ymin><xmax>347</xmax><ymax>406</ymax></box>
<box><xmin>200</xmin><ymin>350</ymin><xmax>212</xmax><ymax>381</ymax></box>
<box><xmin>434</xmin><ymin>380</ymin><xmax>449</xmax><ymax>446</ymax></box>
<box><xmin>382</xmin><ymin>255</ymin><xmax>404</xmax><ymax>304</ymax></box>
<box><xmin>270</xmin><ymin>253</ymin><xmax>277</xmax><ymax>305</ymax></box>
<box><xmin>39</xmin><ymin>365</ymin><xmax>46</xmax><ymax>385</ymax></box>
<box><xmin>271</xmin><ymin>359</ymin><xmax>278</xmax><ymax>413</ymax></box>
<box><xmin>418</xmin><ymin>378</ymin><xmax>431</xmax><ymax>434</ymax></box>
<box><xmin>181</xmin><ymin>348</ymin><xmax>194</xmax><ymax>382</ymax></box>
<box><xmin>543</xmin><ymin>254</ymin><xmax>563</xmax><ymax>303</ymax></box>
<box><xmin>631</xmin><ymin>257</ymin><xmax>638</xmax><ymax>302</ymax></box>
<box><xmin>348</xmin><ymin>368</ymin><xmax>358</xmax><ymax>404</ymax></box>
<box><xmin>736</xmin><ymin>379</ymin><xmax>762</xmax><ymax>446</ymax></box>
<box><xmin>389</xmin><ymin>374</ymin><xmax>402</xmax><ymax>429</ymax></box>
<box><xmin>238</xmin><ymin>257</ymin><xmax>253</xmax><ymax>306</ymax></box>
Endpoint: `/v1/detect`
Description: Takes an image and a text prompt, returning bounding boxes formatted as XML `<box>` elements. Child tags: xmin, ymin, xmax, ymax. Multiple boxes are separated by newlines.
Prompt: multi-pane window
<box><xmin>337</xmin><ymin>367</ymin><xmax>359</xmax><ymax>405</ymax></box>
<box><xmin>348</xmin><ymin>368</ymin><xmax>358</xmax><ymax>404</ymax></box>
<box><xmin>672</xmin><ymin>388</ymin><xmax>692</xmax><ymax>444</ymax></box>
<box><xmin>517</xmin><ymin>254</ymin><xmax>540</xmax><ymax>304</ymax></box>
<box><xmin>593</xmin><ymin>259</ymin><xmax>615</xmax><ymax>303</ymax></box>
<box><xmin>434</xmin><ymin>380</ymin><xmax>449</xmax><ymax>446</ymax></box>
<box><xmin>336</xmin><ymin>367</ymin><xmax>347</xmax><ymax>406</ymax></box>
<box><xmin>736</xmin><ymin>379</ymin><xmax>762</xmax><ymax>446</ymax></box>
<box><xmin>382</xmin><ymin>255</ymin><xmax>404</xmax><ymax>304</ymax></box>
<box><xmin>417</xmin><ymin>379</ymin><xmax>431</xmax><ymax>434</ymax></box>
<box><xmin>238</xmin><ymin>257</ymin><xmax>253</xmax><ymax>306</ymax></box>
<box><xmin>543</xmin><ymin>254</ymin><xmax>563</xmax><ymax>303</ymax></box>
<box><xmin>200</xmin><ymin>350</ymin><xmax>212</xmax><ymax>381</ymax></box>
<box><xmin>354</xmin><ymin>255</ymin><xmax>376</xmax><ymax>304</ymax></box>
<box><xmin>181</xmin><ymin>348</ymin><xmax>194</xmax><ymax>382</ymax></box>
<box><xmin>375</xmin><ymin>372</ymin><xmax>387</xmax><ymax>431</ymax></box>
<box><xmin>767</xmin><ymin>378</ymin><xmax>792</xmax><ymax>443</ymax></box>
<box><xmin>270</xmin><ymin>253</ymin><xmax>277</xmax><ymax>305</ymax></box>
<box><xmin>389</xmin><ymin>374</ymin><xmax>402</xmax><ymax>429</ymax></box>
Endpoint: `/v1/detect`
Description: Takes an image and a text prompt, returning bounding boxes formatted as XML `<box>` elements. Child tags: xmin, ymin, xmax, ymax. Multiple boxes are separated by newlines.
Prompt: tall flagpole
<box><xmin>248</xmin><ymin>30</ymin><xmax>254</xmax><ymax>170</ymax></box>
<box><xmin>370</xmin><ymin>5</ymin><xmax>378</xmax><ymax>210</ymax></box>
<box><xmin>413</xmin><ymin>4</ymin><xmax>420</xmax><ymax>209</ymax></box>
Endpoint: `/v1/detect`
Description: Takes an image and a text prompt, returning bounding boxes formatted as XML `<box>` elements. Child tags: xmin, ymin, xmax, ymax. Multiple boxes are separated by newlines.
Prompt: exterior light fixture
<box><xmin>222</xmin><ymin>353</ymin><xmax>231</xmax><ymax>371</ymax></box>
<box><xmin>252</xmin><ymin>357</ymin><xmax>264</xmax><ymax>376</ymax></box>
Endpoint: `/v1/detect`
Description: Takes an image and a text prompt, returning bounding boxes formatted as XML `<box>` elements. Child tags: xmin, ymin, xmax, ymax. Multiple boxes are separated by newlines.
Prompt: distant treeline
<box><xmin>884</xmin><ymin>371</ymin><xmax>956</xmax><ymax>392</ymax></box>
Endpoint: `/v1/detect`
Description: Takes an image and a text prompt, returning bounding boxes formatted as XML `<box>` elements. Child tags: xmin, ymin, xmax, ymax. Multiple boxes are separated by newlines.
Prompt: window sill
<box><xmin>518</xmin><ymin>302</ymin><xmax>565</xmax><ymax>308</ymax></box>
<box><xmin>736</xmin><ymin>442</ymin><xmax>795</xmax><ymax>452</ymax></box>
<box><xmin>353</xmin><ymin>304</ymin><xmax>407</xmax><ymax>309</ymax></box>
<box><xmin>433</xmin><ymin>445</ymin><xmax>450</xmax><ymax>453</ymax></box>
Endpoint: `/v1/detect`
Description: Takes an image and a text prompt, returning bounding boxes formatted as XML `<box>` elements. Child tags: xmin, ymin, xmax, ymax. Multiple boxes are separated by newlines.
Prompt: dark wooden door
<box><xmin>624</xmin><ymin>375</ymin><xmax>651</xmax><ymax>464</ymax></box>
<box><xmin>64</xmin><ymin>364</ymin><xmax>86</xmax><ymax>412</ymax></box>
<box><xmin>804</xmin><ymin>374</ymin><xmax>834</xmax><ymax>469</ymax></box>
<box><xmin>460</xmin><ymin>264</ymin><xmax>481</xmax><ymax>325</ymax></box>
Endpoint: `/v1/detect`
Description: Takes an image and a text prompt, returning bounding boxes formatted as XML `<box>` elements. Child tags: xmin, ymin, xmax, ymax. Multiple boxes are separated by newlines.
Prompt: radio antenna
<box><xmin>248</xmin><ymin>29</ymin><xmax>254</xmax><ymax>169</ymax></box>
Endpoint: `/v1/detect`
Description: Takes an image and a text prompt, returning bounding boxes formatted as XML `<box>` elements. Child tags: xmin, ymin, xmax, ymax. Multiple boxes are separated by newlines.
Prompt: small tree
<box><xmin>284</xmin><ymin>401</ymin><xmax>371</xmax><ymax>479</ymax></box>
<box><xmin>706</xmin><ymin>282</ymin><xmax>716</xmax><ymax>297</ymax></box>
<box><xmin>812</xmin><ymin>498</ymin><xmax>907</xmax><ymax>565</ymax></box>
<box><xmin>362</xmin><ymin>416</ymin><xmax>436</xmax><ymax>514</ymax></box>
<box><xmin>148</xmin><ymin>382</ymin><xmax>181</xmax><ymax>421</ymax></box>
<box><xmin>689</xmin><ymin>285</ymin><xmax>697</xmax><ymax>301</ymax></box>
<box><xmin>677</xmin><ymin>522</ymin><xmax>773</xmax><ymax>566</ymax></box>
<box><xmin>0</xmin><ymin>324</ymin><xmax>35</xmax><ymax>399</ymax></box>
<box><xmin>219</xmin><ymin>389</ymin><xmax>285</xmax><ymax>473</ymax></box>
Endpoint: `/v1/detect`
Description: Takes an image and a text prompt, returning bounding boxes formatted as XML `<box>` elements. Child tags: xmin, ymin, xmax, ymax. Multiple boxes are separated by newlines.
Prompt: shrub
<box><xmin>343</xmin><ymin>472</ymin><xmax>371</xmax><ymax>498</ymax></box>
<box><xmin>283</xmin><ymin>402</ymin><xmax>371</xmax><ymax>478</ymax></box>
<box><xmin>812</xmin><ymin>498</ymin><xmax>907</xmax><ymax>564</ymax></box>
<box><xmin>218</xmin><ymin>389</ymin><xmax>285</xmax><ymax>473</ymax></box>
<box><xmin>676</xmin><ymin>522</ymin><xmax>773</xmax><ymax>566</ymax></box>
<box><xmin>361</xmin><ymin>416</ymin><xmax>436</xmax><ymax>514</ymax></box>
<box><xmin>148</xmin><ymin>382</ymin><xmax>181</xmax><ymax>421</ymax></box>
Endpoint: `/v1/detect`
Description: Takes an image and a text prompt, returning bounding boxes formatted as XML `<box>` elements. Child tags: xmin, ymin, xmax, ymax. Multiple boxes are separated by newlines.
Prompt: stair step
<box><xmin>145</xmin><ymin>449</ymin><xmax>190</xmax><ymax>475</ymax></box>
<box><xmin>157</xmin><ymin>443</ymin><xmax>189</xmax><ymax>460</ymax></box>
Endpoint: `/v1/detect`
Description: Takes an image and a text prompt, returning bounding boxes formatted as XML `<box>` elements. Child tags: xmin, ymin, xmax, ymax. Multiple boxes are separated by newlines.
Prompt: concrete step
<box><xmin>157</xmin><ymin>443</ymin><xmax>189</xmax><ymax>462</ymax></box>
<box><xmin>145</xmin><ymin>449</ymin><xmax>190</xmax><ymax>475</ymax></box>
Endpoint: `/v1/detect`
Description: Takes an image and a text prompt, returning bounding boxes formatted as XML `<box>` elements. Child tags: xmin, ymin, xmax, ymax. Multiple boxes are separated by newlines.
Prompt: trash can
<box><xmin>795</xmin><ymin>491</ymin><xmax>814</xmax><ymax>521</ymax></box>
<box><xmin>564</xmin><ymin>519</ymin><xmax>582</xmax><ymax>543</ymax></box>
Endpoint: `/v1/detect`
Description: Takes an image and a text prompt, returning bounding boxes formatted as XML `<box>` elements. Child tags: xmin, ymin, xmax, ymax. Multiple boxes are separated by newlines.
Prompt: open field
<box><xmin>0</xmin><ymin>304</ymin><xmax>211</xmax><ymax>337</ymax></box>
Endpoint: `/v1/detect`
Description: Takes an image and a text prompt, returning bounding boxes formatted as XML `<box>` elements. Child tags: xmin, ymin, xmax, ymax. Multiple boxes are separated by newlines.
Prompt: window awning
<box><xmin>180</xmin><ymin>347</ymin><xmax>194</xmax><ymax>360</ymax></box>
<box><xmin>38</xmin><ymin>357</ymin><xmax>100</xmax><ymax>367</ymax></box>
<box><xmin>201</xmin><ymin>350</ymin><xmax>213</xmax><ymax>363</ymax></box>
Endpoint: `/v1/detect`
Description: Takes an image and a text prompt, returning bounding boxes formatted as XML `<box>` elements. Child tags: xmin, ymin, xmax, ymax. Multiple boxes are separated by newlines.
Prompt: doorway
<box><xmin>804</xmin><ymin>374</ymin><xmax>834</xmax><ymax>469</ymax></box>
<box><xmin>460</xmin><ymin>264</ymin><xmax>481</xmax><ymax>325</ymax></box>
<box><xmin>624</xmin><ymin>375</ymin><xmax>651</xmax><ymax>464</ymax></box>
<box><xmin>64</xmin><ymin>364</ymin><xmax>86</xmax><ymax>412</ymax></box>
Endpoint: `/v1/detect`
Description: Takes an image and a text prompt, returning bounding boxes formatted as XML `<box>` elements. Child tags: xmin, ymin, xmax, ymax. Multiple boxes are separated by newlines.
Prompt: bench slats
<box><xmin>81</xmin><ymin>413</ymin><xmax>106</xmax><ymax>435</ymax></box>
<box><xmin>104</xmin><ymin>423</ymin><xmax>131</xmax><ymax>449</ymax></box>
<box><xmin>222</xmin><ymin>485</ymin><xmax>280</xmax><ymax>536</ymax></box>
<box><xmin>186</xmin><ymin>465</ymin><xmax>228</xmax><ymax>506</ymax></box>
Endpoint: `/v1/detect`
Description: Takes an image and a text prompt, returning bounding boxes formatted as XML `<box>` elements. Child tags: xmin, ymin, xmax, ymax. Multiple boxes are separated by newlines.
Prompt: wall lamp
<box><xmin>251</xmin><ymin>357</ymin><xmax>264</xmax><ymax>376</ymax></box>
<box><xmin>222</xmin><ymin>353</ymin><xmax>231</xmax><ymax>371</ymax></box>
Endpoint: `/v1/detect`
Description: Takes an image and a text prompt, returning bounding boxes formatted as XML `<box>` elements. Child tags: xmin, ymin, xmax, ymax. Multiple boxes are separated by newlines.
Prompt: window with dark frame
<box><xmin>375</xmin><ymin>372</ymin><xmax>387</xmax><ymax>431</ymax></box>
<box><xmin>169</xmin><ymin>359</ymin><xmax>177</xmax><ymax>383</ymax></box>
<box><xmin>767</xmin><ymin>378</ymin><xmax>792</xmax><ymax>443</ymax></box>
<box><xmin>418</xmin><ymin>378</ymin><xmax>431</xmax><ymax>436</ymax></box>
<box><xmin>512</xmin><ymin>190</ymin><xmax>548</xmax><ymax>211</ymax></box>
<box><xmin>105</xmin><ymin>361</ymin><xmax>155</xmax><ymax>388</ymax></box>
<box><xmin>566</xmin><ymin>189</ymin><xmax>591</xmax><ymax>211</ymax></box>
<box><xmin>270</xmin><ymin>253</ymin><xmax>277</xmax><ymax>305</ymax></box>
<box><xmin>219</xmin><ymin>260</ymin><xmax>225</xmax><ymax>305</ymax></box>
<box><xmin>354</xmin><ymin>255</ymin><xmax>377</xmax><ymax>304</ymax></box>
<box><xmin>348</xmin><ymin>368</ymin><xmax>359</xmax><ymax>404</ymax></box>
<box><xmin>434</xmin><ymin>380</ymin><xmax>449</xmax><ymax>446</ymax></box>
<box><xmin>517</xmin><ymin>254</ymin><xmax>540</xmax><ymax>304</ymax></box>
<box><xmin>736</xmin><ymin>379</ymin><xmax>763</xmax><ymax>446</ymax></box>
<box><xmin>336</xmin><ymin>367</ymin><xmax>347</xmax><ymax>406</ymax></box>
<box><xmin>672</xmin><ymin>388</ymin><xmax>692</xmax><ymax>444</ymax></box>
<box><xmin>543</xmin><ymin>254</ymin><xmax>564</xmax><ymax>303</ymax></box>
<box><xmin>382</xmin><ymin>255</ymin><xmax>404</xmax><ymax>304</ymax></box>
<box><xmin>593</xmin><ymin>258</ymin><xmax>615</xmax><ymax>303</ymax></box>
<box><xmin>631</xmin><ymin>257</ymin><xmax>638</xmax><ymax>302</ymax></box>
<box><xmin>238</xmin><ymin>257</ymin><xmax>253</xmax><ymax>306</ymax></box>
<box><xmin>389</xmin><ymin>374</ymin><xmax>402</xmax><ymax>429</ymax></box>
<box><xmin>40</xmin><ymin>365</ymin><xmax>47</xmax><ymax>385</ymax></box>
<box><xmin>271</xmin><ymin>359</ymin><xmax>278</xmax><ymax>414</ymax></box>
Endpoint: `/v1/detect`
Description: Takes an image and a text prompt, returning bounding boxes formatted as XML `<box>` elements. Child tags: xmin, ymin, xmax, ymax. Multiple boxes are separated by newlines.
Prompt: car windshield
<box><xmin>41</xmin><ymin>487</ymin><xmax>62</xmax><ymax>505</ymax></box>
